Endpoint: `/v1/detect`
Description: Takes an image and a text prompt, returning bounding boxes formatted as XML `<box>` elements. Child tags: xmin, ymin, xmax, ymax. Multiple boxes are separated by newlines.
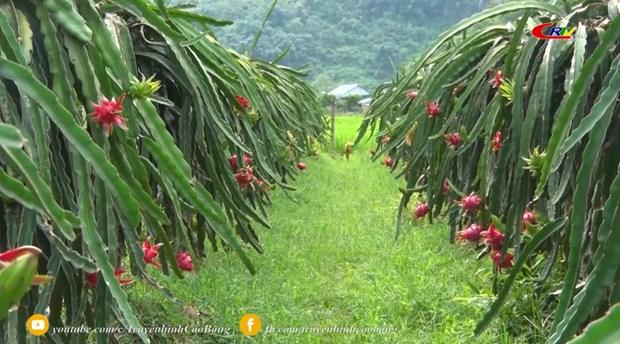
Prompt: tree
<box><xmin>172</xmin><ymin>0</ymin><xmax>486</xmax><ymax>88</ymax></box>
<box><xmin>313</xmin><ymin>72</ymin><xmax>334</xmax><ymax>92</ymax></box>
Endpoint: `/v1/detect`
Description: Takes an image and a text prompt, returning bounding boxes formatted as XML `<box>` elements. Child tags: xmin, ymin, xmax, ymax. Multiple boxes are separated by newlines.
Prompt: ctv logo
<box><xmin>532</xmin><ymin>23</ymin><xmax>576</xmax><ymax>40</ymax></box>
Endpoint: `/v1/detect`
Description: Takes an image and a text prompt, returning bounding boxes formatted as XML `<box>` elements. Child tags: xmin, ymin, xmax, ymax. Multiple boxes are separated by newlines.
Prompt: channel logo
<box><xmin>532</xmin><ymin>23</ymin><xmax>576</xmax><ymax>40</ymax></box>
<box><xmin>26</xmin><ymin>314</ymin><xmax>49</xmax><ymax>336</ymax></box>
<box><xmin>239</xmin><ymin>314</ymin><xmax>261</xmax><ymax>336</ymax></box>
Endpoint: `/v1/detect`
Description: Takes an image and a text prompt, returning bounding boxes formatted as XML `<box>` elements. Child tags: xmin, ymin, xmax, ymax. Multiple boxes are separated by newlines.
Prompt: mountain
<box><xmin>170</xmin><ymin>0</ymin><xmax>492</xmax><ymax>91</ymax></box>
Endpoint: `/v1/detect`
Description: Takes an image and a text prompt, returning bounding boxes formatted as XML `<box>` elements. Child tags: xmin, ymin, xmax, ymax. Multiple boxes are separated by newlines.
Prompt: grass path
<box><xmin>133</xmin><ymin>116</ymin><xmax>514</xmax><ymax>343</ymax></box>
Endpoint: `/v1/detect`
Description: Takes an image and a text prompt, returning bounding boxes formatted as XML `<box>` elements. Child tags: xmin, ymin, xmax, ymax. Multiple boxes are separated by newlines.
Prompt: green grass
<box><xmin>129</xmin><ymin>115</ymin><xmax>523</xmax><ymax>343</ymax></box>
<box><xmin>331</xmin><ymin>114</ymin><xmax>371</xmax><ymax>152</ymax></box>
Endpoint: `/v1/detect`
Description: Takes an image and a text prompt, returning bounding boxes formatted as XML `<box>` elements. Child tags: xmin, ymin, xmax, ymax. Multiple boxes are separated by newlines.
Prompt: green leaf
<box><xmin>1</xmin><ymin>147</ymin><xmax>75</xmax><ymax>241</ymax></box>
<box><xmin>549</xmin><ymin>160</ymin><xmax>620</xmax><ymax>344</ymax></box>
<box><xmin>0</xmin><ymin>169</ymin><xmax>44</xmax><ymax>213</ymax></box>
<box><xmin>569</xmin><ymin>303</ymin><xmax>620</xmax><ymax>344</ymax></box>
<box><xmin>73</xmin><ymin>150</ymin><xmax>149</xmax><ymax>344</ymax></box>
<box><xmin>155</xmin><ymin>6</ymin><xmax>233</xmax><ymax>27</ymax></box>
<box><xmin>552</xmin><ymin>54</ymin><xmax>620</xmax><ymax>332</ymax></box>
<box><xmin>0</xmin><ymin>57</ymin><xmax>141</xmax><ymax>228</ymax></box>
<box><xmin>42</xmin><ymin>0</ymin><xmax>93</xmax><ymax>42</ymax></box>
<box><xmin>559</xmin><ymin>56</ymin><xmax>620</xmax><ymax>155</ymax></box>
<box><xmin>0</xmin><ymin>254</ymin><xmax>37</xmax><ymax>320</ymax></box>
<box><xmin>537</xmin><ymin>16</ymin><xmax>620</xmax><ymax>196</ymax></box>
<box><xmin>110</xmin><ymin>0</ymin><xmax>183</xmax><ymax>40</ymax></box>
<box><xmin>248</xmin><ymin>0</ymin><xmax>278</xmax><ymax>57</ymax></box>
<box><xmin>0</xmin><ymin>124</ymin><xmax>26</xmax><ymax>148</ymax></box>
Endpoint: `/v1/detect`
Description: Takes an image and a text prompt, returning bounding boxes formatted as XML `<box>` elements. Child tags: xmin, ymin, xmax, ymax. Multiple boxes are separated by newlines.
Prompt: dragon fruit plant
<box><xmin>0</xmin><ymin>1</ymin><xmax>325</xmax><ymax>342</ymax></box>
<box><xmin>358</xmin><ymin>1</ymin><xmax>620</xmax><ymax>342</ymax></box>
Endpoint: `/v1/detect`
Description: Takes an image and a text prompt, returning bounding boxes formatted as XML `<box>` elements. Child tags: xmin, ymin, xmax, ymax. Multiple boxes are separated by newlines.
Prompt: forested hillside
<box><xmin>171</xmin><ymin>0</ymin><xmax>491</xmax><ymax>90</ymax></box>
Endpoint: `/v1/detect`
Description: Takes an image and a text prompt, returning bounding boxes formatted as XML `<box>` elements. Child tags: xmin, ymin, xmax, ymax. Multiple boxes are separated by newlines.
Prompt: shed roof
<box><xmin>358</xmin><ymin>97</ymin><xmax>372</xmax><ymax>105</ymax></box>
<box><xmin>328</xmin><ymin>84</ymin><xmax>370</xmax><ymax>98</ymax></box>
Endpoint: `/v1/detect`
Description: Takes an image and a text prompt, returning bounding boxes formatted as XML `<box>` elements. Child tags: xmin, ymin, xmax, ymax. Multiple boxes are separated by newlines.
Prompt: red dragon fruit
<box><xmin>414</xmin><ymin>203</ymin><xmax>430</xmax><ymax>219</ymax></box>
<box><xmin>91</xmin><ymin>95</ymin><xmax>127</xmax><ymax>137</ymax></box>
<box><xmin>522</xmin><ymin>210</ymin><xmax>536</xmax><ymax>225</ymax></box>
<box><xmin>444</xmin><ymin>132</ymin><xmax>462</xmax><ymax>149</ymax></box>
<box><xmin>457</xmin><ymin>223</ymin><xmax>483</xmax><ymax>243</ymax></box>
<box><xmin>491</xmin><ymin>251</ymin><xmax>514</xmax><ymax>271</ymax></box>
<box><xmin>460</xmin><ymin>193</ymin><xmax>483</xmax><ymax>212</ymax></box>
<box><xmin>0</xmin><ymin>246</ymin><xmax>42</xmax><ymax>263</ymax></box>
<box><xmin>243</xmin><ymin>154</ymin><xmax>253</xmax><ymax>166</ymax></box>
<box><xmin>85</xmin><ymin>267</ymin><xmax>134</xmax><ymax>288</ymax></box>
<box><xmin>492</xmin><ymin>131</ymin><xmax>503</xmax><ymax>153</ymax></box>
<box><xmin>482</xmin><ymin>224</ymin><xmax>505</xmax><ymax>250</ymax></box>
<box><xmin>490</xmin><ymin>70</ymin><xmax>504</xmax><ymax>89</ymax></box>
<box><xmin>406</xmin><ymin>90</ymin><xmax>418</xmax><ymax>100</ymax></box>
<box><xmin>442</xmin><ymin>179</ymin><xmax>451</xmax><ymax>195</ymax></box>
<box><xmin>235</xmin><ymin>168</ymin><xmax>254</xmax><ymax>186</ymax></box>
<box><xmin>381</xmin><ymin>135</ymin><xmax>391</xmax><ymax>145</ymax></box>
<box><xmin>255</xmin><ymin>178</ymin><xmax>271</xmax><ymax>193</ymax></box>
<box><xmin>229</xmin><ymin>154</ymin><xmax>239</xmax><ymax>170</ymax></box>
<box><xmin>0</xmin><ymin>246</ymin><xmax>50</xmax><ymax>286</ymax></box>
<box><xmin>426</xmin><ymin>102</ymin><xmax>441</xmax><ymax>118</ymax></box>
<box><xmin>142</xmin><ymin>239</ymin><xmax>163</xmax><ymax>268</ymax></box>
<box><xmin>176</xmin><ymin>251</ymin><xmax>194</xmax><ymax>272</ymax></box>
<box><xmin>236</xmin><ymin>95</ymin><xmax>250</xmax><ymax>109</ymax></box>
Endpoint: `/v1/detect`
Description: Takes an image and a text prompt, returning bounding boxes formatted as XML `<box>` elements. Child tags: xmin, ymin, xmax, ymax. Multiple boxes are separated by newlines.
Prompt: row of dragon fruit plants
<box><xmin>0</xmin><ymin>1</ymin><xmax>324</xmax><ymax>343</ymax></box>
<box><xmin>366</xmin><ymin>1</ymin><xmax>620</xmax><ymax>343</ymax></box>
